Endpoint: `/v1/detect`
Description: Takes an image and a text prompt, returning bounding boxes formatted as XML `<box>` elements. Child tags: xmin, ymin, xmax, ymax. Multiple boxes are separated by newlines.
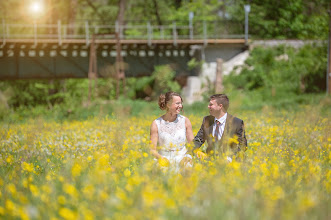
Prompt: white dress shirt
<box><xmin>212</xmin><ymin>113</ymin><xmax>227</xmax><ymax>140</ymax></box>
<box><xmin>213</xmin><ymin>113</ymin><xmax>232</xmax><ymax>162</ymax></box>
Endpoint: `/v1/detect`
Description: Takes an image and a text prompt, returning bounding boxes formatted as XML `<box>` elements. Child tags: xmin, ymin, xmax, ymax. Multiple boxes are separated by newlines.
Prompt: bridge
<box><xmin>0</xmin><ymin>20</ymin><xmax>248</xmax><ymax>81</ymax></box>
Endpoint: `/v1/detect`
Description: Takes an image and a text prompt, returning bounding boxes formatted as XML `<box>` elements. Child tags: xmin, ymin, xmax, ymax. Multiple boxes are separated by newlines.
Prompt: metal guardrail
<box><xmin>1</xmin><ymin>19</ymin><xmax>245</xmax><ymax>46</ymax></box>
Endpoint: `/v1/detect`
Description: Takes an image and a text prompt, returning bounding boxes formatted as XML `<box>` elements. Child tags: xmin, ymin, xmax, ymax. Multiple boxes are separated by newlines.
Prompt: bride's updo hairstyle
<box><xmin>158</xmin><ymin>91</ymin><xmax>183</xmax><ymax>111</ymax></box>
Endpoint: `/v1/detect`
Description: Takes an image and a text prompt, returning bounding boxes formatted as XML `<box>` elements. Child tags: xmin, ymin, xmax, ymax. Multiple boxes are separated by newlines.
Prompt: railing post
<box><xmin>244</xmin><ymin>5</ymin><xmax>251</xmax><ymax>45</ymax></box>
<box><xmin>2</xmin><ymin>19</ymin><xmax>6</xmax><ymax>46</ymax></box>
<box><xmin>203</xmin><ymin>20</ymin><xmax>207</xmax><ymax>46</ymax></box>
<box><xmin>147</xmin><ymin>21</ymin><xmax>151</xmax><ymax>46</ymax></box>
<box><xmin>189</xmin><ymin>23</ymin><xmax>193</xmax><ymax>40</ymax></box>
<box><xmin>6</xmin><ymin>22</ymin><xmax>9</xmax><ymax>39</ymax></box>
<box><xmin>62</xmin><ymin>25</ymin><xmax>70</xmax><ymax>39</ymax></box>
<box><xmin>85</xmin><ymin>21</ymin><xmax>89</xmax><ymax>46</ymax></box>
<box><xmin>115</xmin><ymin>20</ymin><xmax>119</xmax><ymax>34</ymax></box>
<box><xmin>120</xmin><ymin>23</ymin><xmax>123</xmax><ymax>39</ymax></box>
<box><xmin>115</xmin><ymin>20</ymin><xmax>123</xmax><ymax>40</ymax></box>
<box><xmin>215</xmin><ymin>58</ymin><xmax>224</xmax><ymax>93</ymax></box>
<box><xmin>57</xmin><ymin>20</ymin><xmax>62</xmax><ymax>46</ymax></box>
<box><xmin>173</xmin><ymin>21</ymin><xmax>177</xmax><ymax>46</ymax></box>
<box><xmin>34</xmin><ymin>21</ymin><xmax>38</xmax><ymax>46</ymax></box>
<box><xmin>160</xmin><ymin>26</ymin><xmax>164</xmax><ymax>39</ymax></box>
<box><xmin>189</xmin><ymin>12</ymin><xmax>194</xmax><ymax>40</ymax></box>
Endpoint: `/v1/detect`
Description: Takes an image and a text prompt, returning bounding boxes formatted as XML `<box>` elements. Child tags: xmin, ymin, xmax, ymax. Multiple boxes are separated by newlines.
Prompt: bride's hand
<box><xmin>180</xmin><ymin>157</ymin><xmax>193</xmax><ymax>168</ymax></box>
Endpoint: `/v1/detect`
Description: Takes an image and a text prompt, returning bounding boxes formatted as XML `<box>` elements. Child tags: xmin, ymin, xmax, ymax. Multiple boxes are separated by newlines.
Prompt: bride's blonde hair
<box><xmin>158</xmin><ymin>91</ymin><xmax>183</xmax><ymax>111</ymax></box>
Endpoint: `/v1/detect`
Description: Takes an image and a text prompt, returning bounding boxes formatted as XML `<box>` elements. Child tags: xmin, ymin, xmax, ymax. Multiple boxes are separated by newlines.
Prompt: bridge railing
<box><xmin>1</xmin><ymin>19</ymin><xmax>245</xmax><ymax>45</ymax></box>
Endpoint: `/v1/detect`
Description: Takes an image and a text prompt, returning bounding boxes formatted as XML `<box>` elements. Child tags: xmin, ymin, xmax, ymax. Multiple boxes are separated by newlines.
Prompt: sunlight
<box><xmin>29</xmin><ymin>1</ymin><xmax>44</xmax><ymax>16</ymax></box>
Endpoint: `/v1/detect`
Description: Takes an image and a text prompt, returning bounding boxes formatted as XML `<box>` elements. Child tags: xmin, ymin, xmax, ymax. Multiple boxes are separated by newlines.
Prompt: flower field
<box><xmin>1</xmin><ymin>108</ymin><xmax>330</xmax><ymax>220</ymax></box>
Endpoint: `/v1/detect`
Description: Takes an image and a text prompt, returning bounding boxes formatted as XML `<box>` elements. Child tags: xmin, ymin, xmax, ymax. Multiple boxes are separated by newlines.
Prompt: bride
<box><xmin>150</xmin><ymin>91</ymin><xmax>193</xmax><ymax>172</ymax></box>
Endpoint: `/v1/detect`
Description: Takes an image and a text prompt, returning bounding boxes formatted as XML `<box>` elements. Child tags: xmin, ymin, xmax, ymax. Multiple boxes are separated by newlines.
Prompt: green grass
<box><xmin>1</xmin><ymin>93</ymin><xmax>330</xmax><ymax>124</ymax></box>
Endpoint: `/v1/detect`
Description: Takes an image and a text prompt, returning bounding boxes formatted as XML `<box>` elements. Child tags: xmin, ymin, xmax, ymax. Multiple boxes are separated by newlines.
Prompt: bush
<box><xmin>224</xmin><ymin>43</ymin><xmax>327</xmax><ymax>101</ymax></box>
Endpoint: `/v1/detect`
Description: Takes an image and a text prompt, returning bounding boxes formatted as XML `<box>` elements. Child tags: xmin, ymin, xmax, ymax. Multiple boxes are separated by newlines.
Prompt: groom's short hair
<box><xmin>210</xmin><ymin>94</ymin><xmax>229</xmax><ymax>112</ymax></box>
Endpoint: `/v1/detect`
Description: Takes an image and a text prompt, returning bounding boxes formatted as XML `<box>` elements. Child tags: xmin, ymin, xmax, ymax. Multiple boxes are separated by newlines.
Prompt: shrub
<box><xmin>224</xmin><ymin>43</ymin><xmax>327</xmax><ymax>101</ymax></box>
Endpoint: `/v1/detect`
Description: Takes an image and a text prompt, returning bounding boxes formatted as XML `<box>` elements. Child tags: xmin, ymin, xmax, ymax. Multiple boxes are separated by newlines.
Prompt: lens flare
<box><xmin>29</xmin><ymin>1</ymin><xmax>43</xmax><ymax>15</ymax></box>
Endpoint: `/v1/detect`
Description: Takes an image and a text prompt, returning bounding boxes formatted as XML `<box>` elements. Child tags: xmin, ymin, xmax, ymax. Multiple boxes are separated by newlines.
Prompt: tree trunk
<box><xmin>116</xmin><ymin>0</ymin><xmax>126</xmax><ymax>98</ymax></box>
<box><xmin>152</xmin><ymin>0</ymin><xmax>162</xmax><ymax>26</ymax></box>
<box><xmin>174</xmin><ymin>0</ymin><xmax>182</xmax><ymax>9</ymax></box>
<box><xmin>67</xmin><ymin>0</ymin><xmax>78</xmax><ymax>35</ymax></box>
<box><xmin>117</xmin><ymin>0</ymin><xmax>126</xmax><ymax>26</ymax></box>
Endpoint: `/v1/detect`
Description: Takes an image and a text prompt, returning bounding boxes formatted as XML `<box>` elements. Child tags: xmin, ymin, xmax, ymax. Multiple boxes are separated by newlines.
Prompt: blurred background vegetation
<box><xmin>1</xmin><ymin>0</ymin><xmax>328</xmax><ymax>39</ymax></box>
<box><xmin>0</xmin><ymin>0</ymin><xmax>330</xmax><ymax>121</ymax></box>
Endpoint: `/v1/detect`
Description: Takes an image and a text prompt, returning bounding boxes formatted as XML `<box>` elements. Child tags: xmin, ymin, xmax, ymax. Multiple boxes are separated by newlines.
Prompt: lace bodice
<box><xmin>155</xmin><ymin>114</ymin><xmax>186</xmax><ymax>151</ymax></box>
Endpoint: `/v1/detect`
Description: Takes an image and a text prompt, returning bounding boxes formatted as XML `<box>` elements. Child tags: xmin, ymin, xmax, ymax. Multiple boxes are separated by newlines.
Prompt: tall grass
<box><xmin>0</xmin><ymin>103</ymin><xmax>330</xmax><ymax>219</ymax></box>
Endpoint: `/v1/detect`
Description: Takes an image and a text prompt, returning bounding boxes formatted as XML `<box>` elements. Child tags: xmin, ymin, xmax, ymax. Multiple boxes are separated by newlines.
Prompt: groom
<box><xmin>193</xmin><ymin>94</ymin><xmax>247</xmax><ymax>160</ymax></box>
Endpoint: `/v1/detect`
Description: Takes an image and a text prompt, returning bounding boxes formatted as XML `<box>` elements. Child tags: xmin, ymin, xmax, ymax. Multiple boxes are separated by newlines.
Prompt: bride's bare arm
<box><xmin>185</xmin><ymin>117</ymin><xmax>194</xmax><ymax>144</ymax></box>
<box><xmin>150</xmin><ymin>121</ymin><xmax>163</xmax><ymax>159</ymax></box>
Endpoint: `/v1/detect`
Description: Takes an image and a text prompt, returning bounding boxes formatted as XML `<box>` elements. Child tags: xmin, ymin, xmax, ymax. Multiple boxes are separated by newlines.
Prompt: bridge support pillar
<box><xmin>215</xmin><ymin>58</ymin><xmax>223</xmax><ymax>93</ymax></box>
<box><xmin>182</xmin><ymin>76</ymin><xmax>203</xmax><ymax>104</ymax></box>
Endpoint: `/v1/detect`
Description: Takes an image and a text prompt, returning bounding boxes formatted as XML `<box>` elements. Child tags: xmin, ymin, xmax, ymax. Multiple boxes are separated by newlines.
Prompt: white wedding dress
<box><xmin>154</xmin><ymin>114</ymin><xmax>192</xmax><ymax>171</ymax></box>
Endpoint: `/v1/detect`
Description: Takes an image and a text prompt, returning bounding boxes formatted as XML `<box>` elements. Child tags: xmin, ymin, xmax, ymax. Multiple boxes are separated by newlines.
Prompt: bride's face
<box><xmin>167</xmin><ymin>96</ymin><xmax>182</xmax><ymax>114</ymax></box>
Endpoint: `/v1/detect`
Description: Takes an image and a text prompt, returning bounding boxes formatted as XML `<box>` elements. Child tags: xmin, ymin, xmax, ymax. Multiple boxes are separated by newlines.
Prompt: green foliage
<box><xmin>0</xmin><ymin>64</ymin><xmax>180</xmax><ymax>114</ymax></box>
<box><xmin>126</xmin><ymin>64</ymin><xmax>181</xmax><ymax>100</ymax></box>
<box><xmin>228</xmin><ymin>0</ymin><xmax>329</xmax><ymax>39</ymax></box>
<box><xmin>187</xmin><ymin>58</ymin><xmax>203</xmax><ymax>71</ymax></box>
<box><xmin>124</xmin><ymin>29</ymin><xmax>144</xmax><ymax>38</ymax></box>
<box><xmin>168</xmin><ymin>0</ymin><xmax>222</xmax><ymax>21</ymax></box>
<box><xmin>126</xmin><ymin>76</ymin><xmax>154</xmax><ymax>99</ymax></box>
<box><xmin>224</xmin><ymin>43</ymin><xmax>327</xmax><ymax>101</ymax></box>
<box><xmin>151</xmin><ymin>65</ymin><xmax>180</xmax><ymax>98</ymax></box>
<box><xmin>0</xmin><ymin>79</ymin><xmax>90</xmax><ymax>111</ymax></box>
<box><xmin>1</xmin><ymin>0</ymin><xmax>329</xmax><ymax>39</ymax></box>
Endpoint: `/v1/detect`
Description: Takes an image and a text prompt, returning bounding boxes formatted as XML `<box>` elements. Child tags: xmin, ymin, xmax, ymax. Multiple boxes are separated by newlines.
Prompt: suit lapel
<box><xmin>204</xmin><ymin>116</ymin><xmax>215</xmax><ymax>145</ymax></box>
<box><xmin>208</xmin><ymin>123</ymin><xmax>214</xmax><ymax>137</ymax></box>
<box><xmin>219</xmin><ymin>114</ymin><xmax>233</xmax><ymax>145</ymax></box>
<box><xmin>209</xmin><ymin>116</ymin><xmax>215</xmax><ymax>138</ymax></box>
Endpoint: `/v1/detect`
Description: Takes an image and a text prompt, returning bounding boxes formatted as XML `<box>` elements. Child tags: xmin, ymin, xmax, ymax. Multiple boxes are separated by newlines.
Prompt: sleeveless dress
<box><xmin>154</xmin><ymin>114</ymin><xmax>192</xmax><ymax>171</ymax></box>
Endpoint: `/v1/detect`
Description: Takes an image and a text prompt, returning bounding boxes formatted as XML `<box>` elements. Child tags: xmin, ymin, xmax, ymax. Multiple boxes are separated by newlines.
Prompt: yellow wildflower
<box><xmin>124</xmin><ymin>169</ymin><xmax>131</xmax><ymax>177</ymax></box>
<box><xmin>71</xmin><ymin>163</ymin><xmax>82</xmax><ymax>177</ymax></box>
<box><xmin>59</xmin><ymin>208</ymin><xmax>77</xmax><ymax>220</ymax></box>
<box><xmin>158</xmin><ymin>157</ymin><xmax>170</xmax><ymax>167</ymax></box>
<box><xmin>22</xmin><ymin>162</ymin><xmax>34</xmax><ymax>172</ymax></box>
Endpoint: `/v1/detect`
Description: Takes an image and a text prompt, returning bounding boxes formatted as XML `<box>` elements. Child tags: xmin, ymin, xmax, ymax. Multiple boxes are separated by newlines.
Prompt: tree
<box><xmin>67</xmin><ymin>0</ymin><xmax>78</xmax><ymax>35</ymax></box>
<box><xmin>117</xmin><ymin>0</ymin><xmax>126</xmax><ymax>26</ymax></box>
<box><xmin>227</xmin><ymin>0</ymin><xmax>329</xmax><ymax>39</ymax></box>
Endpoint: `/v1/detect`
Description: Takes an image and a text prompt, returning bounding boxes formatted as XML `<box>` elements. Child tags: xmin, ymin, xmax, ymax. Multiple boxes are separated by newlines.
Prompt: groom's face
<box><xmin>208</xmin><ymin>99</ymin><xmax>222</xmax><ymax>117</ymax></box>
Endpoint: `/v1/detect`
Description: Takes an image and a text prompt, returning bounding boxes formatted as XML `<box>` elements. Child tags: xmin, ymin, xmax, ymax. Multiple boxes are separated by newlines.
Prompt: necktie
<box><xmin>214</xmin><ymin>120</ymin><xmax>221</xmax><ymax>141</ymax></box>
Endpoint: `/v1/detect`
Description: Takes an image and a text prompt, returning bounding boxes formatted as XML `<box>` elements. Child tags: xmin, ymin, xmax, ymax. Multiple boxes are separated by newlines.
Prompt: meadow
<box><xmin>0</xmin><ymin>104</ymin><xmax>330</xmax><ymax>220</ymax></box>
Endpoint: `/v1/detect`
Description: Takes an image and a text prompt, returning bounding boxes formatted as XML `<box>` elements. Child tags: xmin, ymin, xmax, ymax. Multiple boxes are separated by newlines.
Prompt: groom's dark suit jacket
<box><xmin>193</xmin><ymin>114</ymin><xmax>247</xmax><ymax>156</ymax></box>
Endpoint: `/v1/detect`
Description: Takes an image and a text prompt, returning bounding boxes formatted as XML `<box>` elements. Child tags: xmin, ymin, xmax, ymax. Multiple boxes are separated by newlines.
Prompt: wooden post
<box><xmin>328</xmin><ymin>3</ymin><xmax>331</xmax><ymax>94</ymax></box>
<box><xmin>33</xmin><ymin>21</ymin><xmax>37</xmax><ymax>46</ymax></box>
<box><xmin>115</xmin><ymin>32</ymin><xmax>125</xmax><ymax>99</ymax></box>
<box><xmin>88</xmin><ymin>35</ymin><xmax>97</xmax><ymax>105</ymax></box>
<box><xmin>2</xmin><ymin>19</ymin><xmax>6</xmax><ymax>46</ymax></box>
<box><xmin>173</xmin><ymin>21</ymin><xmax>177</xmax><ymax>46</ymax></box>
<box><xmin>57</xmin><ymin>20</ymin><xmax>62</xmax><ymax>46</ymax></box>
<box><xmin>147</xmin><ymin>22</ymin><xmax>151</xmax><ymax>47</ymax></box>
<box><xmin>215</xmin><ymin>58</ymin><xmax>224</xmax><ymax>93</ymax></box>
<box><xmin>85</xmin><ymin>21</ymin><xmax>89</xmax><ymax>46</ymax></box>
<box><xmin>203</xmin><ymin>21</ymin><xmax>207</xmax><ymax>46</ymax></box>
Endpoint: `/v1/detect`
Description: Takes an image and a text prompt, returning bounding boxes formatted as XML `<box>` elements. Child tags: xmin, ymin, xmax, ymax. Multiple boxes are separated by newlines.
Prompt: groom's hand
<box><xmin>196</xmin><ymin>151</ymin><xmax>207</xmax><ymax>160</ymax></box>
